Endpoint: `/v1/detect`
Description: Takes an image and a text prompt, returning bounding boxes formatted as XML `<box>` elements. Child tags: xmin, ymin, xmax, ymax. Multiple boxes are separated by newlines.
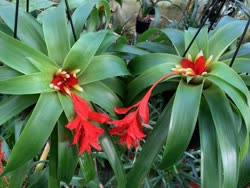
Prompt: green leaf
<box><xmin>0</xmin><ymin>1</ymin><xmax>47</xmax><ymax>53</ymax></box>
<box><xmin>199</xmin><ymin>98</ymin><xmax>222</xmax><ymax>188</ymax></box>
<box><xmin>137</xmin><ymin>28</ymin><xmax>161</xmax><ymax>42</ymax></box>
<box><xmin>128</xmin><ymin>53</ymin><xmax>181</xmax><ymax>75</ymax></box>
<box><xmin>135</xmin><ymin>42</ymin><xmax>175</xmax><ymax>53</ymax></box>
<box><xmin>49</xmin><ymin>126</ymin><xmax>60</xmax><ymax>188</ymax></box>
<box><xmin>208</xmin><ymin>62</ymin><xmax>249</xmax><ymax>102</ymax></box>
<box><xmin>109</xmin><ymin>43</ymin><xmax>149</xmax><ymax>57</ymax></box>
<box><xmin>0</xmin><ymin>73</ymin><xmax>53</xmax><ymax>94</ymax></box>
<box><xmin>79</xmin><ymin>152</ymin><xmax>96</xmax><ymax>184</ymax></box>
<box><xmin>71</xmin><ymin>0</ymin><xmax>98</xmax><ymax>42</ymax></box>
<box><xmin>78</xmin><ymin>55</ymin><xmax>129</xmax><ymax>84</ymax></box>
<box><xmin>223</xmin><ymin>58</ymin><xmax>250</xmax><ymax>73</ymax></box>
<box><xmin>63</xmin><ymin>30</ymin><xmax>108</xmax><ymax>72</ymax></box>
<box><xmin>160</xmin><ymin>80</ymin><xmax>203</xmax><ymax>169</ymax></box>
<box><xmin>4</xmin><ymin>92</ymin><xmax>63</xmax><ymax>173</ymax></box>
<box><xmin>102</xmin><ymin>78</ymin><xmax>126</xmax><ymax>98</ymax></box>
<box><xmin>0</xmin><ymin>66</ymin><xmax>22</xmax><ymax>80</ymax></box>
<box><xmin>203</xmin><ymin>85</ymin><xmax>239</xmax><ymax>188</ymax></box>
<box><xmin>42</xmin><ymin>2</ymin><xmax>70</xmax><ymax>65</ymax></box>
<box><xmin>83</xmin><ymin>81</ymin><xmax>123</xmax><ymax>117</ymax></box>
<box><xmin>160</xmin><ymin>28</ymin><xmax>185</xmax><ymax>56</ymax></box>
<box><xmin>97</xmin><ymin>0</ymin><xmax>111</xmax><ymax>29</ymax></box>
<box><xmin>0</xmin><ymin>31</ymin><xmax>57</xmax><ymax>74</ymax></box>
<box><xmin>208</xmin><ymin>20</ymin><xmax>245</xmax><ymax>61</ymax></box>
<box><xmin>58</xmin><ymin>93</ymin><xmax>75</xmax><ymax>121</ymax></box>
<box><xmin>8</xmin><ymin>162</ymin><xmax>31</xmax><ymax>188</ymax></box>
<box><xmin>126</xmin><ymin>97</ymin><xmax>174</xmax><ymax>188</ymax></box>
<box><xmin>0</xmin><ymin>95</ymin><xmax>38</xmax><ymax>125</ymax></box>
<box><xmin>86</xmin><ymin>7</ymin><xmax>99</xmax><ymax>32</ymax></box>
<box><xmin>57</xmin><ymin>114</ymin><xmax>78</xmax><ymax>183</ymax></box>
<box><xmin>127</xmin><ymin>63</ymin><xmax>179</xmax><ymax>102</ymax></box>
<box><xmin>100</xmin><ymin>134</ymin><xmax>126</xmax><ymax>188</ymax></box>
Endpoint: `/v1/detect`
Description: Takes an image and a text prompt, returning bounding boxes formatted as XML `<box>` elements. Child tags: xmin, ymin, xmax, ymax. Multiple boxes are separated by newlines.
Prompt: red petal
<box><xmin>67</xmin><ymin>74</ymin><xmax>78</xmax><ymax>87</ymax></box>
<box><xmin>181</xmin><ymin>58</ymin><xmax>194</xmax><ymax>69</ymax></box>
<box><xmin>71</xmin><ymin>93</ymin><xmax>90</xmax><ymax>118</ymax></box>
<box><xmin>114</xmin><ymin>101</ymin><xmax>140</xmax><ymax>114</ymax></box>
<box><xmin>65</xmin><ymin>116</ymin><xmax>81</xmax><ymax>130</ymax></box>
<box><xmin>88</xmin><ymin>111</ymin><xmax>110</xmax><ymax>123</ymax></box>
<box><xmin>194</xmin><ymin>56</ymin><xmax>207</xmax><ymax>75</ymax></box>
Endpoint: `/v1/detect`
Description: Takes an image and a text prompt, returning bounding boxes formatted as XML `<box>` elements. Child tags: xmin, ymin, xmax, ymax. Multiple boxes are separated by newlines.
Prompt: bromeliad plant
<box><xmin>110</xmin><ymin>17</ymin><xmax>250</xmax><ymax>188</ymax></box>
<box><xmin>0</xmin><ymin>1</ymin><xmax>129</xmax><ymax>187</ymax></box>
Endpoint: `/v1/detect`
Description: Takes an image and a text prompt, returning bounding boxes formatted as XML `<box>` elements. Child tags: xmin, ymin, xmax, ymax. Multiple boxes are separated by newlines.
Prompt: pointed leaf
<box><xmin>4</xmin><ymin>92</ymin><xmax>63</xmax><ymax>173</ymax></box>
<box><xmin>0</xmin><ymin>95</ymin><xmax>38</xmax><ymax>125</ymax></box>
<box><xmin>161</xmin><ymin>28</ymin><xmax>185</xmax><ymax>56</ymax></box>
<box><xmin>209</xmin><ymin>20</ymin><xmax>245</xmax><ymax>61</ymax></box>
<box><xmin>0</xmin><ymin>66</ymin><xmax>22</xmax><ymax>80</ymax></box>
<box><xmin>199</xmin><ymin>98</ymin><xmax>222</xmax><ymax>188</ymax></box>
<box><xmin>128</xmin><ymin>53</ymin><xmax>181</xmax><ymax>75</ymax></box>
<box><xmin>78</xmin><ymin>55</ymin><xmax>129</xmax><ymax>84</ymax></box>
<box><xmin>79</xmin><ymin>152</ymin><xmax>96</xmax><ymax>184</ymax></box>
<box><xmin>0</xmin><ymin>1</ymin><xmax>47</xmax><ymax>53</ymax></box>
<box><xmin>160</xmin><ymin>80</ymin><xmax>203</xmax><ymax>169</ymax></box>
<box><xmin>203</xmin><ymin>85</ymin><xmax>239</xmax><ymax>188</ymax></box>
<box><xmin>0</xmin><ymin>31</ymin><xmax>56</xmax><ymax>74</ymax></box>
<box><xmin>83</xmin><ymin>81</ymin><xmax>123</xmax><ymax>117</ymax></box>
<box><xmin>0</xmin><ymin>73</ymin><xmax>53</xmax><ymax>94</ymax></box>
<box><xmin>63</xmin><ymin>30</ymin><xmax>108</xmax><ymax>72</ymax></box>
<box><xmin>57</xmin><ymin>114</ymin><xmax>78</xmax><ymax>183</ymax></box>
<box><xmin>42</xmin><ymin>2</ymin><xmax>70</xmax><ymax>65</ymax></box>
<box><xmin>100</xmin><ymin>134</ymin><xmax>126</xmax><ymax>188</ymax></box>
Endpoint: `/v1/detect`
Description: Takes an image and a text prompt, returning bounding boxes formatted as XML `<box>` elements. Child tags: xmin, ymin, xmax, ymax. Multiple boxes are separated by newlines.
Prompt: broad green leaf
<box><xmin>71</xmin><ymin>0</ymin><xmax>98</xmax><ymax>42</ymax></box>
<box><xmin>137</xmin><ymin>28</ymin><xmax>161</xmax><ymax>42</ymax></box>
<box><xmin>86</xmin><ymin>7</ymin><xmax>99</xmax><ymax>32</ymax></box>
<box><xmin>220</xmin><ymin>43</ymin><xmax>250</xmax><ymax>60</ymax></box>
<box><xmin>160</xmin><ymin>28</ymin><xmax>185</xmax><ymax>56</ymax></box>
<box><xmin>95</xmin><ymin>32</ymin><xmax>118</xmax><ymax>55</ymax></box>
<box><xmin>199</xmin><ymin>98</ymin><xmax>221</xmax><ymax>188</ymax></box>
<box><xmin>208</xmin><ymin>20</ymin><xmax>245</xmax><ymax>61</ymax></box>
<box><xmin>0</xmin><ymin>31</ymin><xmax>57</xmax><ymax>74</ymax></box>
<box><xmin>0</xmin><ymin>66</ymin><xmax>22</xmax><ymax>80</ymax></box>
<box><xmin>184</xmin><ymin>28</ymin><xmax>200</xmax><ymax>57</ymax></box>
<box><xmin>58</xmin><ymin>93</ymin><xmax>75</xmax><ymax>121</ymax></box>
<box><xmin>127</xmin><ymin>63</ymin><xmax>179</xmax><ymax>102</ymax></box>
<box><xmin>0</xmin><ymin>19</ymin><xmax>13</xmax><ymax>36</ymax></box>
<box><xmin>126</xmin><ymin>97</ymin><xmax>174</xmax><ymax>188</ymax></box>
<box><xmin>78</xmin><ymin>55</ymin><xmax>129</xmax><ymax>84</ymax></box>
<box><xmin>26</xmin><ymin>57</ymin><xmax>58</xmax><ymax>77</ymax></box>
<box><xmin>208</xmin><ymin>62</ymin><xmax>249</xmax><ymax>102</ymax></box>
<box><xmin>203</xmin><ymin>85</ymin><xmax>239</xmax><ymax>188</ymax></box>
<box><xmin>63</xmin><ymin>30</ymin><xmax>108</xmax><ymax>72</ymax></box>
<box><xmin>135</xmin><ymin>42</ymin><xmax>175</xmax><ymax>53</ymax></box>
<box><xmin>57</xmin><ymin>114</ymin><xmax>78</xmax><ymax>183</ymax></box>
<box><xmin>238</xmin><ymin>136</ymin><xmax>250</xmax><ymax>188</ymax></box>
<box><xmin>0</xmin><ymin>1</ymin><xmax>47</xmax><ymax>53</ymax></box>
<box><xmin>49</xmin><ymin>126</ymin><xmax>60</xmax><ymax>188</ymax></box>
<box><xmin>26</xmin><ymin>169</ymin><xmax>48</xmax><ymax>188</ymax></box>
<box><xmin>79</xmin><ymin>152</ymin><xmax>96</xmax><ymax>184</ymax></box>
<box><xmin>223</xmin><ymin>58</ymin><xmax>250</xmax><ymax>73</ymax></box>
<box><xmin>83</xmin><ymin>81</ymin><xmax>123</xmax><ymax>117</ymax></box>
<box><xmin>0</xmin><ymin>73</ymin><xmax>53</xmax><ymax>94</ymax></box>
<box><xmin>207</xmin><ymin>75</ymin><xmax>250</xmax><ymax>131</ymax></box>
<box><xmin>109</xmin><ymin>44</ymin><xmax>149</xmax><ymax>56</ymax></box>
<box><xmin>8</xmin><ymin>162</ymin><xmax>31</xmax><ymax>188</ymax></box>
<box><xmin>213</xmin><ymin>16</ymin><xmax>239</xmax><ymax>33</ymax></box>
<box><xmin>42</xmin><ymin>2</ymin><xmax>70</xmax><ymax>65</ymax></box>
<box><xmin>100</xmin><ymin>134</ymin><xmax>126</xmax><ymax>188</ymax></box>
<box><xmin>4</xmin><ymin>92</ymin><xmax>63</xmax><ymax>173</ymax></box>
<box><xmin>128</xmin><ymin>53</ymin><xmax>181</xmax><ymax>75</ymax></box>
<box><xmin>160</xmin><ymin>80</ymin><xmax>203</xmax><ymax>169</ymax></box>
<box><xmin>0</xmin><ymin>95</ymin><xmax>38</xmax><ymax>125</ymax></box>
<box><xmin>102</xmin><ymin>78</ymin><xmax>126</xmax><ymax>98</ymax></box>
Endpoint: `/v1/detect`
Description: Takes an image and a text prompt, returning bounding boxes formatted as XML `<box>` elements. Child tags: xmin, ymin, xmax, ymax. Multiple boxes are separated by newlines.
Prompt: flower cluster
<box><xmin>51</xmin><ymin>51</ymin><xmax>210</xmax><ymax>153</ymax></box>
<box><xmin>50</xmin><ymin>69</ymin><xmax>109</xmax><ymax>155</ymax></box>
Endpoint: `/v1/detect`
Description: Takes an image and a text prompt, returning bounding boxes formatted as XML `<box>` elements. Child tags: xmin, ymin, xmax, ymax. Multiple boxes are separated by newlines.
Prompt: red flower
<box><xmin>50</xmin><ymin>69</ymin><xmax>109</xmax><ymax>154</ymax></box>
<box><xmin>50</xmin><ymin>69</ymin><xmax>83</xmax><ymax>94</ymax></box>
<box><xmin>66</xmin><ymin>93</ymin><xmax>110</xmax><ymax>154</ymax></box>
<box><xmin>172</xmin><ymin>51</ymin><xmax>212</xmax><ymax>76</ymax></box>
<box><xmin>109</xmin><ymin>72</ymin><xmax>177</xmax><ymax>149</ymax></box>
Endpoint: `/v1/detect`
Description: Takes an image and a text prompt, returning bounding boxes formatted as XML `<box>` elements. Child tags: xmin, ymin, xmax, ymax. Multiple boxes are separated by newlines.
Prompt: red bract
<box><xmin>50</xmin><ymin>69</ymin><xmax>82</xmax><ymax>94</ymax></box>
<box><xmin>173</xmin><ymin>51</ymin><xmax>211</xmax><ymax>76</ymax></box>
<box><xmin>109</xmin><ymin>72</ymin><xmax>177</xmax><ymax>149</ymax></box>
<box><xmin>66</xmin><ymin>93</ymin><xmax>110</xmax><ymax>154</ymax></box>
